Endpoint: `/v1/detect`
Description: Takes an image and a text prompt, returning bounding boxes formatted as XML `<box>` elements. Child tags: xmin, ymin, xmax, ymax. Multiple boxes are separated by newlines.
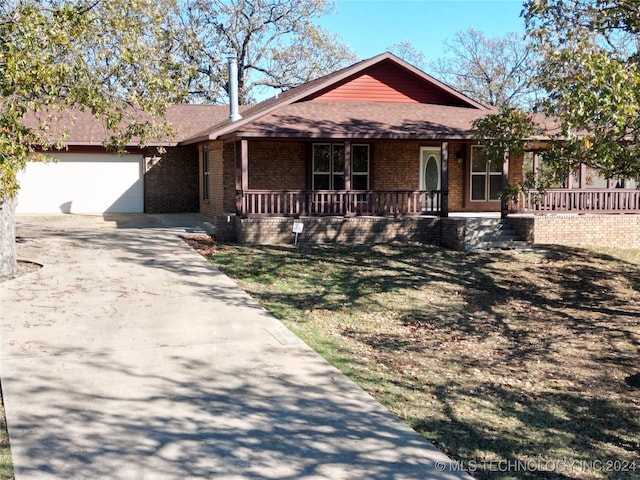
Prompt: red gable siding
<box><xmin>305</xmin><ymin>60</ymin><xmax>470</xmax><ymax>107</ymax></box>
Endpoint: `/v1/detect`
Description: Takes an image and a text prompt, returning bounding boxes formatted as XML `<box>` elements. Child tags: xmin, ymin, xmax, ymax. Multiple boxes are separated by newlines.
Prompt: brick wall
<box><xmin>198</xmin><ymin>141</ymin><xmax>238</xmax><ymax>217</ymax></box>
<box><xmin>448</xmin><ymin>144</ymin><xmax>465</xmax><ymax>211</ymax></box>
<box><xmin>210</xmin><ymin>208</ymin><xmax>640</xmax><ymax>249</ymax></box>
<box><xmin>248</xmin><ymin>141</ymin><xmax>306</xmax><ymax>190</ymax></box>
<box><xmin>237</xmin><ymin>216</ymin><xmax>441</xmax><ymax>245</ymax></box>
<box><xmin>440</xmin><ymin>217</ymin><xmax>466</xmax><ymax>250</ymax></box>
<box><xmin>198</xmin><ymin>139</ymin><xmax>523</xmax><ymax>217</ymax></box>
<box><xmin>223</xmin><ymin>142</ymin><xmax>236</xmax><ymax>213</ymax></box>
<box><xmin>144</xmin><ymin>146</ymin><xmax>198</xmax><ymax>213</ymax></box>
<box><xmin>505</xmin><ymin>215</ymin><xmax>534</xmax><ymax>244</ymax></box>
<box><xmin>508</xmin><ymin>214</ymin><xmax>640</xmax><ymax>248</ymax></box>
<box><xmin>509</xmin><ymin>155</ymin><xmax>524</xmax><ymax>187</ymax></box>
<box><xmin>199</xmin><ymin>141</ymin><xmax>222</xmax><ymax>218</ymax></box>
<box><xmin>373</xmin><ymin>142</ymin><xmax>422</xmax><ymax>190</ymax></box>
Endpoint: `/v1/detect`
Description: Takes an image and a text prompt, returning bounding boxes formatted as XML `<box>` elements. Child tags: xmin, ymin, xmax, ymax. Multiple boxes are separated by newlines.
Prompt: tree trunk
<box><xmin>0</xmin><ymin>196</ymin><xmax>17</xmax><ymax>278</ymax></box>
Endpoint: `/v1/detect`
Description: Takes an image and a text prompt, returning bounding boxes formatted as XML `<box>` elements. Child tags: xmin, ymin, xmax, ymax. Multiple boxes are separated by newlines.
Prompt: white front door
<box><xmin>419</xmin><ymin>147</ymin><xmax>441</xmax><ymax>209</ymax></box>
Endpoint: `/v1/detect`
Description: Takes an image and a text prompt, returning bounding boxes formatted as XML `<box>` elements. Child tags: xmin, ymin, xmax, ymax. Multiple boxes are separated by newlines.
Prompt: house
<box><xmin>16</xmin><ymin>53</ymin><xmax>640</xmax><ymax>248</ymax></box>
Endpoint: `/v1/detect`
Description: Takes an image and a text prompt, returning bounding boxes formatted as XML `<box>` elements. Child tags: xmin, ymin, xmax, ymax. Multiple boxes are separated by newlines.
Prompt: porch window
<box><xmin>582</xmin><ymin>166</ymin><xmax>640</xmax><ymax>189</ymax></box>
<box><xmin>313</xmin><ymin>144</ymin><xmax>344</xmax><ymax>190</ymax></box>
<box><xmin>352</xmin><ymin>144</ymin><xmax>370</xmax><ymax>190</ymax></box>
<box><xmin>202</xmin><ymin>144</ymin><xmax>209</xmax><ymax>201</ymax></box>
<box><xmin>470</xmin><ymin>145</ymin><xmax>501</xmax><ymax>201</ymax></box>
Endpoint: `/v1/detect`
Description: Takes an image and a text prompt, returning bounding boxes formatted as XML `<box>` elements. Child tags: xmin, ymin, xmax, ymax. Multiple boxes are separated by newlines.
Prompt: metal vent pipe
<box><xmin>228</xmin><ymin>54</ymin><xmax>242</xmax><ymax>123</ymax></box>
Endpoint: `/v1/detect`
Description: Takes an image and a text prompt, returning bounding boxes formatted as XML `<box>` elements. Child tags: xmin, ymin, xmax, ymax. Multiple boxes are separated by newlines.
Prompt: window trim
<box><xmin>351</xmin><ymin>144</ymin><xmax>370</xmax><ymax>190</ymax></box>
<box><xmin>312</xmin><ymin>143</ymin><xmax>369</xmax><ymax>190</ymax></box>
<box><xmin>470</xmin><ymin>145</ymin><xmax>501</xmax><ymax>202</ymax></box>
<box><xmin>419</xmin><ymin>146</ymin><xmax>441</xmax><ymax>191</ymax></box>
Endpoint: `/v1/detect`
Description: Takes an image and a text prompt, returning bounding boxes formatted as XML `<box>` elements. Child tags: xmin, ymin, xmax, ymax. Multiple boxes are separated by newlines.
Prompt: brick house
<box><xmin>180</xmin><ymin>53</ymin><xmax>530</xmax><ymax>244</ymax></box>
<box><xmin>17</xmin><ymin>52</ymin><xmax>640</xmax><ymax>247</ymax></box>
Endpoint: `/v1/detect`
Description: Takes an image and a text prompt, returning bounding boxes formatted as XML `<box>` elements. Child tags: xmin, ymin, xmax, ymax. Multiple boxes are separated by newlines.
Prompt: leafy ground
<box><xmin>184</xmin><ymin>236</ymin><xmax>640</xmax><ymax>480</ymax></box>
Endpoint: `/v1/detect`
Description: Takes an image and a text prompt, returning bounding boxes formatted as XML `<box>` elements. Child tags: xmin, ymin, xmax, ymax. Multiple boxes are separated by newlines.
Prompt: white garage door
<box><xmin>16</xmin><ymin>153</ymin><xmax>144</xmax><ymax>214</ymax></box>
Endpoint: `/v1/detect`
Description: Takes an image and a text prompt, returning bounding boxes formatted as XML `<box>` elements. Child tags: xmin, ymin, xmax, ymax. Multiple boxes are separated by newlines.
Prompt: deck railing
<box><xmin>239</xmin><ymin>190</ymin><xmax>447</xmax><ymax>217</ymax></box>
<box><xmin>514</xmin><ymin>189</ymin><xmax>640</xmax><ymax>214</ymax></box>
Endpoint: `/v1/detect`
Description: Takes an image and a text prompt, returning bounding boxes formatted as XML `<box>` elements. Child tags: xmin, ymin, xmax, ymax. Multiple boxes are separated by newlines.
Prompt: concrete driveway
<box><xmin>1</xmin><ymin>214</ymin><xmax>470</xmax><ymax>479</ymax></box>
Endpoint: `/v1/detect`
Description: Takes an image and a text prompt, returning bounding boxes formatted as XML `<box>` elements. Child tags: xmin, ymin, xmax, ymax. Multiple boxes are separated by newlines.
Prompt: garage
<box><xmin>16</xmin><ymin>153</ymin><xmax>144</xmax><ymax>214</ymax></box>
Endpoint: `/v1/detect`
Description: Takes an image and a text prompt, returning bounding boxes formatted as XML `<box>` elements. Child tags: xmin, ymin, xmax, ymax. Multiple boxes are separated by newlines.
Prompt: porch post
<box><xmin>501</xmin><ymin>149</ymin><xmax>510</xmax><ymax>218</ymax></box>
<box><xmin>235</xmin><ymin>139</ymin><xmax>249</xmax><ymax>216</ymax></box>
<box><xmin>344</xmin><ymin>140</ymin><xmax>352</xmax><ymax>215</ymax></box>
<box><xmin>579</xmin><ymin>163</ymin><xmax>587</xmax><ymax>189</ymax></box>
<box><xmin>440</xmin><ymin>142</ymin><xmax>449</xmax><ymax>217</ymax></box>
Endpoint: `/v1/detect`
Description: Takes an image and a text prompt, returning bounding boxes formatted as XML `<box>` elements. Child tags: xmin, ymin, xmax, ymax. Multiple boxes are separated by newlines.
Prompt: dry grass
<box><xmin>184</xmin><ymin>236</ymin><xmax>640</xmax><ymax>480</ymax></box>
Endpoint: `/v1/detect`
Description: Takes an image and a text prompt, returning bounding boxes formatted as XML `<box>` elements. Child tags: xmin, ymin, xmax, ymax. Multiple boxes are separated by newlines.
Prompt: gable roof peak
<box><xmin>182</xmin><ymin>51</ymin><xmax>489</xmax><ymax>145</ymax></box>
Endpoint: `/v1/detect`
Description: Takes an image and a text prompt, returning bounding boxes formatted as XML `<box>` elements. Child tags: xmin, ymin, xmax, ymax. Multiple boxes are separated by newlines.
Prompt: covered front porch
<box><xmin>512</xmin><ymin>188</ymin><xmax>640</xmax><ymax>214</ymax></box>
<box><xmin>240</xmin><ymin>187</ymin><xmax>640</xmax><ymax>217</ymax></box>
<box><xmin>228</xmin><ymin>137</ymin><xmax>457</xmax><ymax>218</ymax></box>
<box><xmin>239</xmin><ymin>189</ymin><xmax>447</xmax><ymax>217</ymax></box>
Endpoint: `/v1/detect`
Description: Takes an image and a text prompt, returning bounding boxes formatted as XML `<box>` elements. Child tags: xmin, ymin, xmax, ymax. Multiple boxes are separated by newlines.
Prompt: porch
<box><xmin>238</xmin><ymin>186</ymin><xmax>640</xmax><ymax>218</ymax></box>
<box><xmin>512</xmin><ymin>188</ymin><xmax>640</xmax><ymax>214</ymax></box>
<box><xmin>238</xmin><ymin>189</ymin><xmax>448</xmax><ymax>217</ymax></box>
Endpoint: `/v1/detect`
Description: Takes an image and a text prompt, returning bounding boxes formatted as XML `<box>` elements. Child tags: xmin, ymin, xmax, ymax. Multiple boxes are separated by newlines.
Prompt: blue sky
<box><xmin>318</xmin><ymin>0</ymin><xmax>527</xmax><ymax>62</ymax></box>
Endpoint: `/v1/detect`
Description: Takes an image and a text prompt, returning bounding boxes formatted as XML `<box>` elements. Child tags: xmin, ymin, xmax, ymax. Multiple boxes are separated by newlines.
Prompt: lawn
<box><xmin>184</xmin><ymin>237</ymin><xmax>640</xmax><ymax>480</ymax></box>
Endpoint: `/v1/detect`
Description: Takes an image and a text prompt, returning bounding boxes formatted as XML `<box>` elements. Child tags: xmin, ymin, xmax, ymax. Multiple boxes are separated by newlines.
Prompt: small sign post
<box><xmin>292</xmin><ymin>221</ymin><xmax>304</xmax><ymax>245</ymax></box>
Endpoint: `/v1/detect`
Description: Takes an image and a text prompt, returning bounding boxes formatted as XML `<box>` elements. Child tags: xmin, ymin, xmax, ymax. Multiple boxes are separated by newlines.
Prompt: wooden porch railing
<box><xmin>514</xmin><ymin>189</ymin><xmax>640</xmax><ymax>214</ymax></box>
<box><xmin>239</xmin><ymin>190</ymin><xmax>447</xmax><ymax>217</ymax></box>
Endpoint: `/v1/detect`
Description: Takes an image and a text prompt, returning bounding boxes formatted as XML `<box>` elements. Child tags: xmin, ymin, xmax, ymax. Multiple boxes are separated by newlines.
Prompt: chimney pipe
<box><xmin>227</xmin><ymin>54</ymin><xmax>242</xmax><ymax>123</ymax></box>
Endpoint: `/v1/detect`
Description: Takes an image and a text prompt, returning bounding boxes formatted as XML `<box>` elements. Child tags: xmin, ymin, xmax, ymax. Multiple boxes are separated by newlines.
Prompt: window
<box><xmin>616</xmin><ymin>178</ymin><xmax>638</xmax><ymax>189</ymax></box>
<box><xmin>352</xmin><ymin>145</ymin><xmax>370</xmax><ymax>190</ymax></box>
<box><xmin>312</xmin><ymin>144</ymin><xmax>369</xmax><ymax>190</ymax></box>
<box><xmin>470</xmin><ymin>146</ymin><xmax>501</xmax><ymax>201</ymax></box>
<box><xmin>313</xmin><ymin>144</ymin><xmax>344</xmax><ymax>190</ymax></box>
<box><xmin>202</xmin><ymin>145</ymin><xmax>209</xmax><ymax>201</ymax></box>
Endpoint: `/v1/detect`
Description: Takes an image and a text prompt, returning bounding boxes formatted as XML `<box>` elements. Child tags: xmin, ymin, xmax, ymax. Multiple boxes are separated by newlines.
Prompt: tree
<box><xmin>386</xmin><ymin>41</ymin><xmax>426</xmax><ymax>71</ymax></box>
<box><xmin>0</xmin><ymin>0</ymin><xmax>192</xmax><ymax>277</ymax></box>
<box><xmin>472</xmin><ymin>106</ymin><xmax>553</xmax><ymax>199</ymax></box>
<box><xmin>522</xmin><ymin>0</ymin><xmax>640</xmax><ymax>181</ymax></box>
<box><xmin>429</xmin><ymin>28</ymin><xmax>540</xmax><ymax>109</ymax></box>
<box><xmin>180</xmin><ymin>0</ymin><xmax>358</xmax><ymax>104</ymax></box>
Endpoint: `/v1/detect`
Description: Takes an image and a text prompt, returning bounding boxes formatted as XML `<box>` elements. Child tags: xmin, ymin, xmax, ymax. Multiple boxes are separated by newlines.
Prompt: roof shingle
<box><xmin>223</xmin><ymin>100</ymin><xmax>498</xmax><ymax>140</ymax></box>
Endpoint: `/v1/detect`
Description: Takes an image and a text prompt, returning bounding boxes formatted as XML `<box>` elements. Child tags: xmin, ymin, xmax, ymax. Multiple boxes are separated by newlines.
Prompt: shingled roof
<box><xmin>24</xmin><ymin>104</ymin><xmax>235</xmax><ymax>147</ymax></box>
<box><xmin>181</xmin><ymin>52</ymin><xmax>491</xmax><ymax>145</ymax></box>
<box><xmin>220</xmin><ymin>101</ymin><xmax>497</xmax><ymax>140</ymax></box>
<box><xmin>26</xmin><ymin>53</ymin><xmax>503</xmax><ymax>148</ymax></box>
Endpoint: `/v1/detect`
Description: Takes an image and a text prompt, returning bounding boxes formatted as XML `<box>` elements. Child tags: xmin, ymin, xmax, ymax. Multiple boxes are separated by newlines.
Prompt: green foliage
<box><xmin>0</xmin><ymin>0</ymin><xmax>191</xmax><ymax>198</ymax></box>
<box><xmin>523</xmin><ymin>0</ymin><xmax>640</xmax><ymax>180</ymax></box>
<box><xmin>472</xmin><ymin>107</ymin><xmax>538</xmax><ymax>164</ymax></box>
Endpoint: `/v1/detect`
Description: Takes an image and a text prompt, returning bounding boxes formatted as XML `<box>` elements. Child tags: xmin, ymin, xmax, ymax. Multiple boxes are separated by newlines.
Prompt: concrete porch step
<box><xmin>466</xmin><ymin>233</ymin><xmax>519</xmax><ymax>245</ymax></box>
<box><xmin>471</xmin><ymin>240</ymin><xmax>529</xmax><ymax>251</ymax></box>
<box><xmin>463</xmin><ymin>217</ymin><xmax>525</xmax><ymax>250</ymax></box>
